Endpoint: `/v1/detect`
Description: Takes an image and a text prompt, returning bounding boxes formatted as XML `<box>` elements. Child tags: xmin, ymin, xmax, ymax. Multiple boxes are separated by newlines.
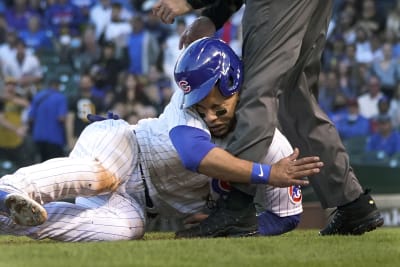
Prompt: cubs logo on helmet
<box><xmin>288</xmin><ymin>185</ymin><xmax>302</xmax><ymax>204</ymax></box>
<box><xmin>178</xmin><ymin>80</ymin><xmax>191</xmax><ymax>93</ymax></box>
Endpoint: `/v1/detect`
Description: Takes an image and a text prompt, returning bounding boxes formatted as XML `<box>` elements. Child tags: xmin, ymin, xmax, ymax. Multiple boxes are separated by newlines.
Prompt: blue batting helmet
<box><xmin>174</xmin><ymin>37</ymin><xmax>243</xmax><ymax>108</ymax></box>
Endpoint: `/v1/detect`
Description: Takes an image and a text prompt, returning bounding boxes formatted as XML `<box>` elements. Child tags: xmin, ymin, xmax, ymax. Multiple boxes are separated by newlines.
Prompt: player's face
<box><xmin>194</xmin><ymin>85</ymin><xmax>238</xmax><ymax>138</ymax></box>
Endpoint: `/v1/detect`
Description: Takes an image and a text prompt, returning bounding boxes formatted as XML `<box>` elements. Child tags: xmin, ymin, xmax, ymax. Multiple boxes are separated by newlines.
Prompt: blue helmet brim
<box><xmin>181</xmin><ymin>74</ymin><xmax>219</xmax><ymax>109</ymax></box>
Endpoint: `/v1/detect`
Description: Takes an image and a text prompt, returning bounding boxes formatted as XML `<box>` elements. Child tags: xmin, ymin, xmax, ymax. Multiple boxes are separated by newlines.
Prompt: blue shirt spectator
<box><xmin>28</xmin><ymin>85</ymin><xmax>68</xmax><ymax>148</ymax></box>
<box><xmin>3</xmin><ymin>1</ymin><xmax>39</xmax><ymax>32</ymax></box>
<box><xmin>44</xmin><ymin>0</ymin><xmax>84</xmax><ymax>37</ymax></box>
<box><xmin>19</xmin><ymin>15</ymin><xmax>53</xmax><ymax>51</ymax></box>
<box><xmin>365</xmin><ymin>114</ymin><xmax>400</xmax><ymax>156</ymax></box>
<box><xmin>336</xmin><ymin>99</ymin><xmax>371</xmax><ymax>139</ymax></box>
<box><xmin>127</xmin><ymin>15</ymin><xmax>160</xmax><ymax>75</ymax></box>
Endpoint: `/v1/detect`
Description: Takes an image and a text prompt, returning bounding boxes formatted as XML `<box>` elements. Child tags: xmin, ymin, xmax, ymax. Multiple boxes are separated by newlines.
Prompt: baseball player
<box><xmin>0</xmin><ymin>38</ymin><xmax>321</xmax><ymax>241</ymax></box>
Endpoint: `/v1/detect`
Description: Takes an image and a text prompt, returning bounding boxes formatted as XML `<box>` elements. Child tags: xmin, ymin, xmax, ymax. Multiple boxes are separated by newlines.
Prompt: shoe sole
<box><xmin>319</xmin><ymin>211</ymin><xmax>384</xmax><ymax>236</ymax></box>
<box><xmin>175</xmin><ymin>225</ymin><xmax>258</xmax><ymax>239</ymax></box>
<box><xmin>225</xmin><ymin>225</ymin><xmax>259</xmax><ymax>237</ymax></box>
<box><xmin>5</xmin><ymin>193</ymin><xmax>48</xmax><ymax>226</ymax></box>
<box><xmin>350</xmin><ymin>214</ymin><xmax>384</xmax><ymax>235</ymax></box>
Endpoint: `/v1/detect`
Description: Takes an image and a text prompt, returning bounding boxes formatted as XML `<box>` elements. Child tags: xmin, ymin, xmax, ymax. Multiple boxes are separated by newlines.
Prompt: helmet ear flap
<box><xmin>218</xmin><ymin>66</ymin><xmax>240</xmax><ymax>97</ymax></box>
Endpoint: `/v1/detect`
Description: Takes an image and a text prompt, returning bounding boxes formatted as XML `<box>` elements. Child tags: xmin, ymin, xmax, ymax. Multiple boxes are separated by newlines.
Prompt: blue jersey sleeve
<box><xmin>169</xmin><ymin>125</ymin><xmax>216</xmax><ymax>172</ymax></box>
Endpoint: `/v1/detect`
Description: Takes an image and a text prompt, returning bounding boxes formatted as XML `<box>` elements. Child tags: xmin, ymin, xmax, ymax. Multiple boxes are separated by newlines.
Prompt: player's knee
<box><xmin>84</xmin><ymin>164</ymin><xmax>120</xmax><ymax>194</ymax></box>
<box><xmin>126</xmin><ymin>218</ymin><xmax>145</xmax><ymax>240</ymax></box>
<box><xmin>257</xmin><ymin>210</ymin><xmax>301</xmax><ymax>236</ymax></box>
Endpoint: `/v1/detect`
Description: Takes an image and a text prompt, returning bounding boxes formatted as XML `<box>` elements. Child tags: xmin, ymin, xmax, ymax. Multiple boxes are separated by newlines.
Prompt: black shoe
<box><xmin>175</xmin><ymin>196</ymin><xmax>258</xmax><ymax>238</ymax></box>
<box><xmin>319</xmin><ymin>190</ymin><xmax>384</xmax><ymax>236</ymax></box>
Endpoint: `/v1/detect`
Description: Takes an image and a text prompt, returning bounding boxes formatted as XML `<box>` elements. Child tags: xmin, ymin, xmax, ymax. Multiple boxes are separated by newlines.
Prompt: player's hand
<box><xmin>179</xmin><ymin>16</ymin><xmax>216</xmax><ymax>49</ymax></box>
<box><xmin>268</xmin><ymin>148</ymin><xmax>323</xmax><ymax>187</ymax></box>
<box><xmin>87</xmin><ymin>111</ymin><xmax>119</xmax><ymax>123</ymax></box>
<box><xmin>152</xmin><ymin>0</ymin><xmax>193</xmax><ymax>24</ymax></box>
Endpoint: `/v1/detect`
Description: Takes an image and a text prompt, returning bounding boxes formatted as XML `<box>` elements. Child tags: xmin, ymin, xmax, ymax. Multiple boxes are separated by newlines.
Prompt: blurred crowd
<box><xmin>321</xmin><ymin>0</ymin><xmax>400</xmax><ymax>166</ymax></box>
<box><xmin>1</xmin><ymin>0</ymin><xmax>400</xmax><ymax>172</ymax></box>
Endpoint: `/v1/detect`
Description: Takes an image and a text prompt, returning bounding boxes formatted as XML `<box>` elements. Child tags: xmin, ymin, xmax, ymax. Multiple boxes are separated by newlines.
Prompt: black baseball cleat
<box><xmin>319</xmin><ymin>190</ymin><xmax>384</xmax><ymax>236</ymax></box>
<box><xmin>175</xmin><ymin>196</ymin><xmax>258</xmax><ymax>239</ymax></box>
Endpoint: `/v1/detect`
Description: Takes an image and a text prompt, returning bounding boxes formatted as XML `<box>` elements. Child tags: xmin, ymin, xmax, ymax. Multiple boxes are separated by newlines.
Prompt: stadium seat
<box><xmin>360</xmin><ymin>151</ymin><xmax>391</xmax><ymax>167</ymax></box>
<box><xmin>0</xmin><ymin>160</ymin><xmax>17</xmax><ymax>177</ymax></box>
<box><xmin>343</xmin><ymin>136</ymin><xmax>368</xmax><ymax>155</ymax></box>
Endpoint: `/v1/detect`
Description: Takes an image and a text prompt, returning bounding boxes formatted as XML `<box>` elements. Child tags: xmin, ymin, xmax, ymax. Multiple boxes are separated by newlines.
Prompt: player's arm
<box><xmin>170</xmin><ymin>125</ymin><xmax>322</xmax><ymax>188</ymax></box>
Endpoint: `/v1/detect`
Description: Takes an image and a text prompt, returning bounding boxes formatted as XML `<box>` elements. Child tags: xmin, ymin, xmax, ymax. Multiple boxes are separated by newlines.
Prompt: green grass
<box><xmin>0</xmin><ymin>228</ymin><xmax>399</xmax><ymax>267</ymax></box>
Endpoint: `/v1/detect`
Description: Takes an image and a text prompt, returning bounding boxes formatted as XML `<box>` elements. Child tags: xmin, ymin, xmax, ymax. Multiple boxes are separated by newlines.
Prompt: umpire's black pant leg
<box><xmin>277</xmin><ymin>0</ymin><xmax>363</xmax><ymax>208</ymax></box>
<box><xmin>226</xmin><ymin>0</ymin><xmax>323</xmax><ymax>196</ymax></box>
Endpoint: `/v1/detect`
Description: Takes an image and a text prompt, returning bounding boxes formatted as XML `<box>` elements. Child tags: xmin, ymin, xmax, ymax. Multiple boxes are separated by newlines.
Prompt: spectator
<box><xmin>371</xmin><ymin>42</ymin><xmax>399</xmax><ymax>99</ymax></box>
<box><xmin>66</xmin><ymin>73</ymin><xmax>105</xmax><ymax>151</ymax></box>
<box><xmin>125</xmin><ymin>111</ymin><xmax>139</xmax><ymax>124</ymax></box>
<box><xmin>28</xmin><ymin>0</ymin><xmax>46</xmax><ymax>15</ymax></box>
<box><xmin>358</xmin><ymin>75</ymin><xmax>384</xmax><ymax>119</ymax></box>
<box><xmin>125</xmin><ymin>14</ymin><xmax>160</xmax><ymax>75</ymax></box>
<box><xmin>370</xmin><ymin>95</ymin><xmax>392</xmax><ymax>133</ymax></box>
<box><xmin>136</xmin><ymin>104</ymin><xmax>158</xmax><ymax>120</ymax></box>
<box><xmin>369</xmin><ymin>34</ymin><xmax>384</xmax><ymax>61</ymax></box>
<box><xmin>89</xmin><ymin>0</ymin><xmax>132</xmax><ymax>41</ymax></box>
<box><xmin>385</xmin><ymin>28</ymin><xmax>400</xmax><ymax>60</ymax></box>
<box><xmin>334</xmin><ymin>8</ymin><xmax>357</xmax><ymax>45</ymax></box>
<box><xmin>389</xmin><ymin>84</ymin><xmax>400</xmax><ymax>129</ymax></box>
<box><xmin>336</xmin><ymin>98</ymin><xmax>371</xmax><ymax>140</ymax></box>
<box><xmin>162</xmin><ymin>18</ymin><xmax>186</xmax><ymax>92</ymax></box>
<box><xmin>142</xmin><ymin>65</ymin><xmax>173</xmax><ymax>115</ymax></box>
<box><xmin>365</xmin><ymin>114</ymin><xmax>400</xmax><ymax>157</ymax></box>
<box><xmin>323</xmin><ymin>36</ymin><xmax>347</xmax><ymax>71</ymax></box>
<box><xmin>0</xmin><ymin>30</ymin><xmax>19</xmax><ymax>65</ymax></box>
<box><xmin>216</xmin><ymin>4</ymin><xmax>244</xmax><ymax>56</ymax></box>
<box><xmin>356</xmin><ymin>0</ymin><xmax>385</xmax><ymax>35</ymax></box>
<box><xmin>70</xmin><ymin>0</ymin><xmax>96</xmax><ymax>23</ymax></box>
<box><xmin>90</xmin><ymin>41</ymin><xmax>125</xmax><ymax>96</ymax></box>
<box><xmin>354</xmin><ymin>25</ymin><xmax>374</xmax><ymax>64</ymax></box>
<box><xmin>337</xmin><ymin>61</ymin><xmax>358</xmax><ymax>99</ymax></box>
<box><xmin>318</xmin><ymin>70</ymin><xmax>347</xmax><ymax>114</ymax></box>
<box><xmin>1</xmin><ymin>38</ymin><xmax>43</xmax><ymax>94</ymax></box>
<box><xmin>0</xmin><ymin>76</ymin><xmax>33</xmax><ymax>168</ymax></box>
<box><xmin>28</xmin><ymin>78</ymin><xmax>68</xmax><ymax>161</ymax></box>
<box><xmin>215</xmin><ymin>17</ymin><xmax>239</xmax><ymax>47</ymax></box>
<box><xmin>0</xmin><ymin>14</ymin><xmax>7</xmax><ymax>44</ymax></box>
<box><xmin>3</xmin><ymin>0</ymin><xmax>39</xmax><ymax>32</ymax></box>
<box><xmin>53</xmin><ymin>24</ymin><xmax>80</xmax><ymax>69</ymax></box>
<box><xmin>339</xmin><ymin>43</ymin><xmax>367</xmax><ymax>95</ymax></box>
<box><xmin>101</xmin><ymin>1</ymin><xmax>132</xmax><ymax>47</ymax></box>
<box><xmin>44</xmin><ymin>0</ymin><xmax>83</xmax><ymax>37</ymax></box>
<box><xmin>19</xmin><ymin>15</ymin><xmax>53</xmax><ymax>52</ymax></box>
<box><xmin>113</xmin><ymin>72</ymin><xmax>151</xmax><ymax>119</ymax></box>
<box><xmin>73</xmin><ymin>25</ymin><xmax>101</xmax><ymax>73</ymax></box>
<box><xmin>0</xmin><ymin>1</ymin><xmax>5</xmax><ymax>14</ymax></box>
<box><xmin>341</xmin><ymin>43</ymin><xmax>357</xmax><ymax>67</ymax></box>
<box><xmin>386</xmin><ymin>1</ymin><xmax>400</xmax><ymax>38</ymax></box>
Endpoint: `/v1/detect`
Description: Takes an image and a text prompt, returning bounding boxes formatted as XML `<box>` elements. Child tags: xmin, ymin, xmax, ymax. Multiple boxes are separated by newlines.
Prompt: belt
<box><xmin>138</xmin><ymin>160</ymin><xmax>154</xmax><ymax>208</ymax></box>
<box><xmin>138</xmin><ymin>158</ymin><xmax>158</xmax><ymax>219</ymax></box>
<box><xmin>133</xmin><ymin>130</ymin><xmax>156</xmax><ymax>215</ymax></box>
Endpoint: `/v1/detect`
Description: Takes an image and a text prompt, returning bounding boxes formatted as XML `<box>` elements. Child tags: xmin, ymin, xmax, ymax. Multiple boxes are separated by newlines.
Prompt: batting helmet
<box><xmin>174</xmin><ymin>37</ymin><xmax>243</xmax><ymax>108</ymax></box>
